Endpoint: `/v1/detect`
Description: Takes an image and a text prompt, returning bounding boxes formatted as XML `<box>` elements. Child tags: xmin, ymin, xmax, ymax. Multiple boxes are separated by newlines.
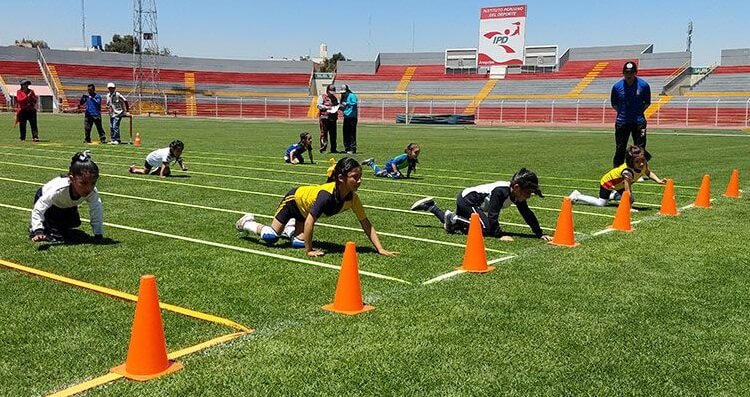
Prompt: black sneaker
<box><xmin>46</xmin><ymin>230</ymin><xmax>64</xmax><ymax>243</ymax></box>
<box><xmin>410</xmin><ymin>197</ymin><xmax>435</xmax><ymax>212</ymax></box>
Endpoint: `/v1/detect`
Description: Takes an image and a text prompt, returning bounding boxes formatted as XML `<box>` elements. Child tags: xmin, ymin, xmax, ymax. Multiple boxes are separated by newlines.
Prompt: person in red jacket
<box><xmin>16</xmin><ymin>80</ymin><xmax>40</xmax><ymax>142</ymax></box>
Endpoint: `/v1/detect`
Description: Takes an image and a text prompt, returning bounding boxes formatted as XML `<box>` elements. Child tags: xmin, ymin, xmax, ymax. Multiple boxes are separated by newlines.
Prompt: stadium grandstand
<box><xmin>1</xmin><ymin>43</ymin><xmax>749</xmax><ymax>127</ymax></box>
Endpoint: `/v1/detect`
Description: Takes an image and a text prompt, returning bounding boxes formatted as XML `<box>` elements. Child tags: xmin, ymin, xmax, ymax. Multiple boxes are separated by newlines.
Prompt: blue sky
<box><xmin>4</xmin><ymin>0</ymin><xmax>748</xmax><ymax>66</ymax></box>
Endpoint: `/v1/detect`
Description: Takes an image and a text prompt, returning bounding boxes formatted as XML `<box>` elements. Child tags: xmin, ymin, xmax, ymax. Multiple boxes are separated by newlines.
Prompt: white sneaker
<box><xmin>361</xmin><ymin>158</ymin><xmax>374</xmax><ymax>167</ymax></box>
<box><xmin>281</xmin><ymin>218</ymin><xmax>296</xmax><ymax>239</ymax></box>
<box><xmin>568</xmin><ymin>190</ymin><xmax>581</xmax><ymax>203</ymax></box>
<box><xmin>630</xmin><ymin>208</ymin><xmax>640</xmax><ymax>213</ymax></box>
<box><xmin>235</xmin><ymin>213</ymin><xmax>255</xmax><ymax>231</ymax></box>
<box><xmin>108</xmin><ymin>140</ymin><xmax>119</xmax><ymax>145</ymax></box>
<box><xmin>410</xmin><ymin>196</ymin><xmax>435</xmax><ymax>211</ymax></box>
<box><xmin>443</xmin><ymin>210</ymin><xmax>457</xmax><ymax>233</ymax></box>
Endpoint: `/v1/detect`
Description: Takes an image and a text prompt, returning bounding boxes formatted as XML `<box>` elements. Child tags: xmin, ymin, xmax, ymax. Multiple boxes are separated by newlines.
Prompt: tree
<box><xmin>321</xmin><ymin>52</ymin><xmax>347</xmax><ymax>72</ymax></box>
<box><xmin>15</xmin><ymin>38</ymin><xmax>49</xmax><ymax>49</ymax></box>
<box><xmin>105</xmin><ymin>34</ymin><xmax>140</xmax><ymax>54</ymax></box>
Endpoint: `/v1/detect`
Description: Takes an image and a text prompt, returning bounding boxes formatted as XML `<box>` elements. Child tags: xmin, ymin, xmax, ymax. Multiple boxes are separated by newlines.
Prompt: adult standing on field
<box><xmin>106</xmin><ymin>82</ymin><xmax>129</xmax><ymax>145</ymax></box>
<box><xmin>79</xmin><ymin>84</ymin><xmax>107</xmax><ymax>144</ymax></box>
<box><xmin>339</xmin><ymin>84</ymin><xmax>359</xmax><ymax>154</ymax></box>
<box><xmin>317</xmin><ymin>84</ymin><xmax>339</xmax><ymax>153</ymax></box>
<box><xmin>16</xmin><ymin>79</ymin><xmax>40</xmax><ymax>142</ymax></box>
<box><xmin>610</xmin><ymin>61</ymin><xmax>651</xmax><ymax>167</ymax></box>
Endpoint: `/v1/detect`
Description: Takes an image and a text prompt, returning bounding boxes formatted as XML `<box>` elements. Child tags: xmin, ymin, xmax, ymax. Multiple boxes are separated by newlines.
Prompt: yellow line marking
<box><xmin>0</xmin><ymin>258</ymin><xmax>251</xmax><ymax>396</ymax></box>
<box><xmin>0</xmin><ymin>259</ymin><xmax>249</xmax><ymax>332</ymax></box>
<box><xmin>168</xmin><ymin>331</ymin><xmax>246</xmax><ymax>360</ymax></box>
<box><xmin>47</xmin><ymin>373</ymin><xmax>123</xmax><ymax>397</ymax></box>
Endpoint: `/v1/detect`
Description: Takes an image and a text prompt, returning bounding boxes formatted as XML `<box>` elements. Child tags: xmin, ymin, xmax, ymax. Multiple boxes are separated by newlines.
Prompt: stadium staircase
<box><xmin>567</xmin><ymin>61</ymin><xmax>609</xmax><ymax>96</ymax></box>
<box><xmin>396</xmin><ymin>66</ymin><xmax>416</xmax><ymax>91</ymax></box>
<box><xmin>463</xmin><ymin>80</ymin><xmax>498</xmax><ymax>114</ymax></box>
<box><xmin>184</xmin><ymin>72</ymin><xmax>197</xmax><ymax>116</ymax></box>
<box><xmin>0</xmin><ymin>74</ymin><xmax>9</xmax><ymax>109</ymax></box>
<box><xmin>46</xmin><ymin>65</ymin><xmax>66</xmax><ymax>108</ymax></box>
<box><xmin>644</xmin><ymin>95</ymin><xmax>672</xmax><ymax>119</ymax></box>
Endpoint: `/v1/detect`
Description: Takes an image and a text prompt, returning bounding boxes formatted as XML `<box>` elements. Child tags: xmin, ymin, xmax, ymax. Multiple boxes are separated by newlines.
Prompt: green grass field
<box><xmin>1</xmin><ymin>113</ymin><xmax>749</xmax><ymax>396</ymax></box>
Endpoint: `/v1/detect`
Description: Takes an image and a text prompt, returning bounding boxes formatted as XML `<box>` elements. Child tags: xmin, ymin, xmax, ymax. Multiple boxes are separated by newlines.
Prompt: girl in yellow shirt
<box><xmin>569</xmin><ymin>145</ymin><xmax>665</xmax><ymax>207</ymax></box>
<box><xmin>236</xmin><ymin>157</ymin><xmax>398</xmax><ymax>257</ymax></box>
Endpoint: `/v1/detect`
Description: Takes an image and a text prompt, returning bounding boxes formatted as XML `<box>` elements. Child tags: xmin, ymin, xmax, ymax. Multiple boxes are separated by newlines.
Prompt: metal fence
<box><xmin>6</xmin><ymin>94</ymin><xmax>747</xmax><ymax>128</ymax></box>
<box><xmin>180</xmin><ymin>95</ymin><xmax>750</xmax><ymax>127</ymax></box>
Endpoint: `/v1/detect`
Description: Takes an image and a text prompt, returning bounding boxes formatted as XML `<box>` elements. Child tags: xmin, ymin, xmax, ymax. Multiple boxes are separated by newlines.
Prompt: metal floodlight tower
<box><xmin>132</xmin><ymin>0</ymin><xmax>162</xmax><ymax>113</ymax></box>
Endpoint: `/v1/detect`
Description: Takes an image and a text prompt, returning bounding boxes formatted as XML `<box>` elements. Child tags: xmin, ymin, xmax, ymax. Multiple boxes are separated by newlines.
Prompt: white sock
<box><xmin>243</xmin><ymin>221</ymin><xmax>261</xmax><ymax>234</ymax></box>
<box><xmin>576</xmin><ymin>194</ymin><xmax>608</xmax><ymax>207</ymax></box>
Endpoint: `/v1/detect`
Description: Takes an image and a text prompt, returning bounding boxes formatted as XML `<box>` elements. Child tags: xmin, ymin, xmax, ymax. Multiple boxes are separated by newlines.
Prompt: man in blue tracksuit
<box><xmin>340</xmin><ymin>84</ymin><xmax>358</xmax><ymax>154</ymax></box>
<box><xmin>610</xmin><ymin>61</ymin><xmax>651</xmax><ymax>167</ymax></box>
<box><xmin>79</xmin><ymin>84</ymin><xmax>107</xmax><ymax>144</ymax></box>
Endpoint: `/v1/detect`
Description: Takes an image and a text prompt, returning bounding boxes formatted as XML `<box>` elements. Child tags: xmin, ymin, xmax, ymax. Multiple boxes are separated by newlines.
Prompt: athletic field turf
<box><xmin>1</xmin><ymin>113</ymin><xmax>749</xmax><ymax>396</ymax></box>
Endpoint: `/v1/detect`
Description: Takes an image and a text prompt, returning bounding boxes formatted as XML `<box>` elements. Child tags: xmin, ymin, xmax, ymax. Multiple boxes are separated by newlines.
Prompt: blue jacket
<box><xmin>611</xmin><ymin>77</ymin><xmax>650</xmax><ymax>125</ymax></box>
<box><xmin>341</xmin><ymin>91</ymin><xmax>358</xmax><ymax>118</ymax></box>
<box><xmin>79</xmin><ymin>94</ymin><xmax>102</xmax><ymax>117</ymax></box>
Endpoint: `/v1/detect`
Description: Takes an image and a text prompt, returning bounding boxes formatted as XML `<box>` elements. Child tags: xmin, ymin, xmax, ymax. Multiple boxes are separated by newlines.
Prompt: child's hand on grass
<box><xmin>31</xmin><ymin>234</ymin><xmax>46</xmax><ymax>243</ymax></box>
<box><xmin>378</xmin><ymin>249</ymin><xmax>399</xmax><ymax>256</ymax></box>
<box><xmin>500</xmin><ymin>235</ymin><xmax>514</xmax><ymax>242</ymax></box>
<box><xmin>540</xmin><ymin>235</ymin><xmax>553</xmax><ymax>242</ymax></box>
<box><xmin>307</xmin><ymin>249</ymin><xmax>325</xmax><ymax>257</ymax></box>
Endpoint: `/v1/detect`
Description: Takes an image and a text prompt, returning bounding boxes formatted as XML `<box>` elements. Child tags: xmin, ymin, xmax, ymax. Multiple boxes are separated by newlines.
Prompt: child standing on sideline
<box><xmin>129</xmin><ymin>140</ymin><xmax>188</xmax><ymax>177</ymax></box>
<box><xmin>569</xmin><ymin>145</ymin><xmax>664</xmax><ymax>208</ymax></box>
<box><xmin>362</xmin><ymin>143</ymin><xmax>420</xmax><ymax>179</ymax></box>
<box><xmin>284</xmin><ymin>132</ymin><xmax>314</xmax><ymax>164</ymax></box>
<box><xmin>235</xmin><ymin>157</ymin><xmax>398</xmax><ymax>257</ymax></box>
<box><xmin>30</xmin><ymin>151</ymin><xmax>104</xmax><ymax>243</ymax></box>
<box><xmin>106</xmin><ymin>82</ymin><xmax>129</xmax><ymax>144</ymax></box>
<box><xmin>411</xmin><ymin>168</ymin><xmax>552</xmax><ymax>242</ymax></box>
<box><xmin>79</xmin><ymin>84</ymin><xmax>107</xmax><ymax>144</ymax></box>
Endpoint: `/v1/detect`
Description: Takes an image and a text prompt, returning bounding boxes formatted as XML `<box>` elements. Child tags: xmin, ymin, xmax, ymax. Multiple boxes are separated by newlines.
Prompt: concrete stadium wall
<box><xmin>378</xmin><ymin>52</ymin><xmax>444</xmax><ymax>65</ymax></box>
<box><xmin>40</xmin><ymin>48</ymin><xmax>313</xmax><ymax>73</ymax></box>
<box><xmin>566</xmin><ymin>44</ymin><xmax>652</xmax><ymax>61</ymax></box>
<box><xmin>0</xmin><ymin>46</ymin><xmax>39</xmax><ymax>61</ymax></box>
<box><xmin>639</xmin><ymin>51</ymin><xmax>691</xmax><ymax>68</ymax></box>
<box><xmin>721</xmin><ymin>48</ymin><xmax>750</xmax><ymax>66</ymax></box>
<box><xmin>337</xmin><ymin>61</ymin><xmax>377</xmax><ymax>74</ymax></box>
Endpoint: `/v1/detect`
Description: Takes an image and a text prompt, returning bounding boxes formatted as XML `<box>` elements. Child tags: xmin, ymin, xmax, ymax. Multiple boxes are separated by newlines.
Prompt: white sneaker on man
<box><xmin>235</xmin><ymin>213</ymin><xmax>255</xmax><ymax>232</ymax></box>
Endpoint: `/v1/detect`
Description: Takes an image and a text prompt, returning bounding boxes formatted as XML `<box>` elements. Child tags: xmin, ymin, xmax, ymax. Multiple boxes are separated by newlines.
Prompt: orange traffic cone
<box><xmin>112</xmin><ymin>275</ymin><xmax>183</xmax><ymax>381</ymax></box>
<box><xmin>549</xmin><ymin>197</ymin><xmax>579</xmax><ymax>247</ymax></box>
<box><xmin>456</xmin><ymin>213</ymin><xmax>495</xmax><ymax>273</ymax></box>
<box><xmin>323</xmin><ymin>242</ymin><xmax>374</xmax><ymax>315</ymax></box>
<box><xmin>611</xmin><ymin>190</ymin><xmax>633</xmax><ymax>232</ymax></box>
<box><xmin>134</xmin><ymin>132</ymin><xmax>142</xmax><ymax>147</ymax></box>
<box><xmin>694</xmin><ymin>174</ymin><xmax>712</xmax><ymax>208</ymax></box>
<box><xmin>658</xmin><ymin>179</ymin><xmax>679</xmax><ymax>216</ymax></box>
<box><xmin>724</xmin><ymin>169</ymin><xmax>740</xmax><ymax>198</ymax></box>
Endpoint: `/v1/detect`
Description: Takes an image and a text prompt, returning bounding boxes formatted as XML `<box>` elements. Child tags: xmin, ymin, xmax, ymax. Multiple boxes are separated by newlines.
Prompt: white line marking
<box><xmin>421</xmin><ymin>255</ymin><xmax>516</xmax><ymax>285</ymax></box>
<box><xmin>488</xmin><ymin>255</ymin><xmax>517</xmax><ymax>265</ymax></box>
<box><xmin>0</xmin><ymin>176</ymin><xmax>511</xmax><ymax>254</ymax></box>
<box><xmin>0</xmin><ymin>160</ymin><xmax>562</xmax><ymax>234</ymax></box>
<box><xmin>422</xmin><ymin>270</ymin><xmax>465</xmax><ymax>285</ymax></box>
<box><xmin>0</xmin><ymin>203</ymin><xmax>411</xmax><ymax>285</ymax></box>
<box><xmin>0</xmin><ymin>147</ymin><xmax>636</xmax><ymax>216</ymax></box>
